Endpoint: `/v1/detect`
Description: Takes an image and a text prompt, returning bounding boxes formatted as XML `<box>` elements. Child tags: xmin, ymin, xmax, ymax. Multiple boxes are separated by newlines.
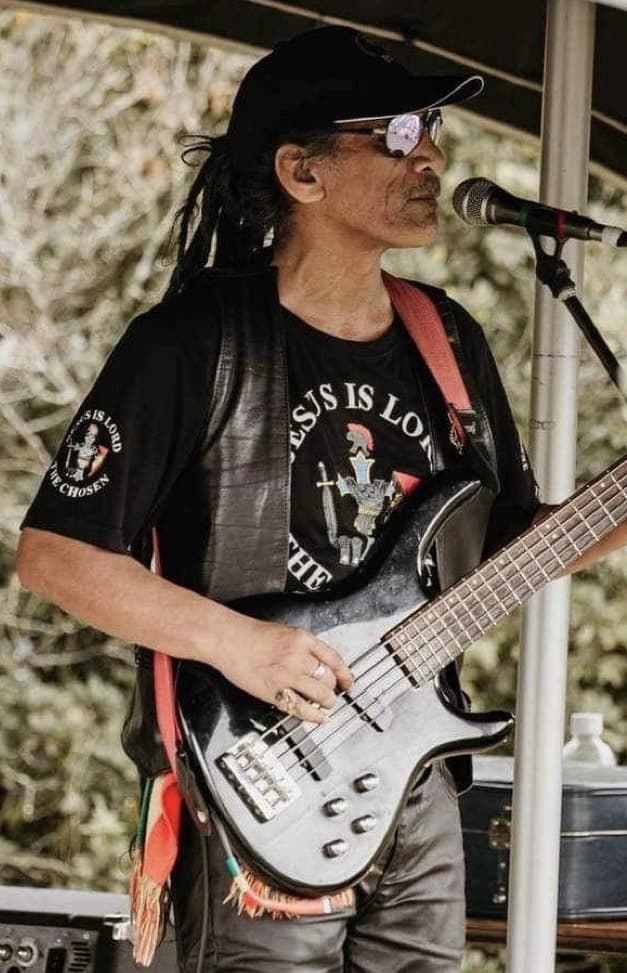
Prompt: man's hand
<box><xmin>210</xmin><ymin>616</ymin><xmax>354</xmax><ymax>724</ymax></box>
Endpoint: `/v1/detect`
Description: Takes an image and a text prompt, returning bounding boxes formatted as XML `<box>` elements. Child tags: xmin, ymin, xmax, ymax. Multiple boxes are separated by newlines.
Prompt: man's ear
<box><xmin>274</xmin><ymin>144</ymin><xmax>326</xmax><ymax>204</ymax></box>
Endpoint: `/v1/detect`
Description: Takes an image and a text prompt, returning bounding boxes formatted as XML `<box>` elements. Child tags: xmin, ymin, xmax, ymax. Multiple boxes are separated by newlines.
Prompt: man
<box><xmin>17</xmin><ymin>25</ymin><xmax>626</xmax><ymax>973</ymax></box>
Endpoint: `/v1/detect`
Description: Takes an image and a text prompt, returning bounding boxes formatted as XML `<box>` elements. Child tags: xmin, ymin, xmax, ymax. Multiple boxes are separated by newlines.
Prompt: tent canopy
<box><xmin>7</xmin><ymin>0</ymin><xmax>627</xmax><ymax>185</ymax></box>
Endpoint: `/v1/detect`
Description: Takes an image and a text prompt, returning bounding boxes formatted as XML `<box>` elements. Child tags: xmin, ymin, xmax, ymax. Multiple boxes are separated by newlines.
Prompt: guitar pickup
<box><xmin>345</xmin><ymin>689</ymin><xmax>392</xmax><ymax>731</ymax></box>
<box><xmin>282</xmin><ymin>718</ymin><xmax>332</xmax><ymax>780</ymax></box>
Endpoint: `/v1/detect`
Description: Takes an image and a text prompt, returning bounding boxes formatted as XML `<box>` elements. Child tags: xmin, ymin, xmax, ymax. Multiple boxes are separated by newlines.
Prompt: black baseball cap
<box><xmin>226</xmin><ymin>26</ymin><xmax>483</xmax><ymax>172</ymax></box>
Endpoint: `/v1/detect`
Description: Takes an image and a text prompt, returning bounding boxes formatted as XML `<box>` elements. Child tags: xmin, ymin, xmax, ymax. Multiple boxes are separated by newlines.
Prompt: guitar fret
<box><xmin>475</xmin><ymin>567</ymin><xmax>502</xmax><ymax>623</ymax></box>
<box><xmin>492</xmin><ymin>558</ymin><xmax>522</xmax><ymax>606</ymax></box>
<box><xmin>608</xmin><ymin>471</ymin><xmax>627</xmax><ymax>501</ymax></box>
<box><xmin>525</xmin><ymin>542</ymin><xmax>551</xmax><ymax>582</ymax></box>
<box><xmin>413</xmin><ymin>638</ymin><xmax>438</xmax><ymax>678</ymax></box>
<box><xmin>547</xmin><ymin>530</ymin><xmax>570</xmax><ymax>568</ymax></box>
<box><xmin>411</xmin><ymin>618</ymin><xmax>452</xmax><ymax>679</ymax></box>
<box><xmin>459</xmin><ymin>578</ymin><xmax>489</xmax><ymax>618</ymax></box>
<box><xmin>555</xmin><ymin>517</ymin><xmax>584</xmax><ymax>555</ymax></box>
<box><xmin>445</xmin><ymin>591</ymin><xmax>485</xmax><ymax>642</ymax></box>
<box><xmin>494</xmin><ymin>554</ymin><xmax>523</xmax><ymax>608</ymax></box>
<box><xmin>427</xmin><ymin>607</ymin><xmax>465</xmax><ymax>657</ymax></box>
<box><xmin>462</xmin><ymin>584</ymin><xmax>497</xmax><ymax>627</ymax></box>
<box><xmin>560</xmin><ymin>517</ymin><xmax>595</xmax><ymax>555</ymax></box>
<box><xmin>572</xmin><ymin>498</ymin><xmax>601</xmax><ymax>540</ymax></box>
<box><xmin>598</xmin><ymin>484</ymin><xmax>619</xmax><ymax>526</ymax></box>
<box><xmin>391</xmin><ymin>629</ymin><xmax>436</xmax><ymax>681</ymax></box>
<box><xmin>534</xmin><ymin>530</ymin><xmax>565</xmax><ymax>571</ymax></box>
<box><xmin>501</xmin><ymin>544</ymin><xmax>537</xmax><ymax>591</ymax></box>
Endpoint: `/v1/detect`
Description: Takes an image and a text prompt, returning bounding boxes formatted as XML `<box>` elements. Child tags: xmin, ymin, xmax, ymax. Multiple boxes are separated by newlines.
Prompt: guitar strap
<box><xmin>382</xmin><ymin>271</ymin><xmax>470</xmax><ymax>450</ymax></box>
<box><xmin>131</xmin><ymin>273</ymin><xmax>474</xmax><ymax>962</ymax></box>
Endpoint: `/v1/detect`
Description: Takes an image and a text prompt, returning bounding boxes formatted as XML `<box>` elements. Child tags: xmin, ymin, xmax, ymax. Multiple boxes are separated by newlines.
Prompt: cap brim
<box><xmin>333</xmin><ymin>74</ymin><xmax>484</xmax><ymax>126</ymax></box>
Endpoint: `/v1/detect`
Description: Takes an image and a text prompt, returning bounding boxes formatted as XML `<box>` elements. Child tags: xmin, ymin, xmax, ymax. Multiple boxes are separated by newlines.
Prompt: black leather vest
<box><xmin>121</xmin><ymin>266</ymin><xmax>499</xmax><ymax>780</ymax></box>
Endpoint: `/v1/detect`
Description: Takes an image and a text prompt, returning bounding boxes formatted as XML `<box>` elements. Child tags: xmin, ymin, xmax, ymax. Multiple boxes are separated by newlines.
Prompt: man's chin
<box><xmin>391</xmin><ymin>218</ymin><xmax>439</xmax><ymax>250</ymax></box>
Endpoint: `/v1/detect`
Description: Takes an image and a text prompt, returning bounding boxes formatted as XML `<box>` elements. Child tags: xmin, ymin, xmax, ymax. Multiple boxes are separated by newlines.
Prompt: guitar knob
<box><xmin>323</xmin><ymin>839</ymin><xmax>349</xmax><ymax>858</ymax></box>
<box><xmin>324</xmin><ymin>798</ymin><xmax>348</xmax><ymax>817</ymax></box>
<box><xmin>354</xmin><ymin>773</ymin><xmax>379</xmax><ymax>793</ymax></box>
<box><xmin>352</xmin><ymin>814</ymin><xmax>377</xmax><ymax>833</ymax></box>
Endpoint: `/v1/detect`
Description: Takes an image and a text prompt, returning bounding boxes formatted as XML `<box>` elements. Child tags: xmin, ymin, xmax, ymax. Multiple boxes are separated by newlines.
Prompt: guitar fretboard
<box><xmin>385</xmin><ymin>455</ymin><xmax>627</xmax><ymax>683</ymax></box>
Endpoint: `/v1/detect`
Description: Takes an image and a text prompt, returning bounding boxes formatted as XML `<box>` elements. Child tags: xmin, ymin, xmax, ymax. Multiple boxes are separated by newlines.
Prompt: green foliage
<box><xmin>0</xmin><ymin>645</ymin><xmax>137</xmax><ymax>888</ymax></box>
<box><xmin>0</xmin><ymin>9</ymin><xmax>624</xmax><ymax>917</ymax></box>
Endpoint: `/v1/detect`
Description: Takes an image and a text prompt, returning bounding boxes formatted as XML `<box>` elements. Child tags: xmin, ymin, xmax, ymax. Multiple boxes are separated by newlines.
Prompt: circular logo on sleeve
<box><xmin>48</xmin><ymin>408</ymin><xmax>123</xmax><ymax>498</ymax></box>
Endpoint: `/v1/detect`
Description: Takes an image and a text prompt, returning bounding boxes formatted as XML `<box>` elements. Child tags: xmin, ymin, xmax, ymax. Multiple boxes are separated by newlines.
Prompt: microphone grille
<box><xmin>452</xmin><ymin>178</ymin><xmax>498</xmax><ymax>226</ymax></box>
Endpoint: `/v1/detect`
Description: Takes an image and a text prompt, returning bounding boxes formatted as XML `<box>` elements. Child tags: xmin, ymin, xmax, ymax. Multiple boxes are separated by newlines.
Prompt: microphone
<box><xmin>453</xmin><ymin>178</ymin><xmax>626</xmax><ymax>248</ymax></box>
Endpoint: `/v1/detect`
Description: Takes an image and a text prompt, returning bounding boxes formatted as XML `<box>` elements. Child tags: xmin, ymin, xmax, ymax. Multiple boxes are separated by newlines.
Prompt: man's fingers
<box><xmin>295</xmin><ymin>675</ymin><xmax>337</xmax><ymax>711</ymax></box>
<box><xmin>275</xmin><ymin>688</ymin><xmax>325</xmax><ymax>724</ymax></box>
<box><xmin>311</xmin><ymin>639</ymin><xmax>354</xmax><ymax>691</ymax></box>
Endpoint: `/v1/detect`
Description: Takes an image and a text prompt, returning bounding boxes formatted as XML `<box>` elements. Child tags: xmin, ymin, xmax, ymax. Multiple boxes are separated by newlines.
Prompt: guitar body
<box><xmin>177</xmin><ymin>477</ymin><xmax>514</xmax><ymax>894</ymax></box>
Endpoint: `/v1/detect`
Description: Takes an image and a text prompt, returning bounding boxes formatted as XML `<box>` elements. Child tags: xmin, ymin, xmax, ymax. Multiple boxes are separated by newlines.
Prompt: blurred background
<box><xmin>0</xmin><ymin>9</ymin><xmax>625</xmax><ymax>970</ymax></box>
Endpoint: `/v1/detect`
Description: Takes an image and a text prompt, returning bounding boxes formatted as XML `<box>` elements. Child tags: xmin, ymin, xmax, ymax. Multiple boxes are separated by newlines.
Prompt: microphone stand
<box><xmin>528</xmin><ymin>231</ymin><xmax>627</xmax><ymax>401</ymax></box>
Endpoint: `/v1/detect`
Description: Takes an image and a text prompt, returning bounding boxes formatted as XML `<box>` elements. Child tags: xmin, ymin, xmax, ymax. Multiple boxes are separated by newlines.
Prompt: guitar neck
<box><xmin>384</xmin><ymin>454</ymin><xmax>627</xmax><ymax>682</ymax></box>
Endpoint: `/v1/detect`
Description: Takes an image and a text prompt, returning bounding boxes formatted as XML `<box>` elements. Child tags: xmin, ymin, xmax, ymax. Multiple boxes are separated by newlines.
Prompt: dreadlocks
<box><xmin>163</xmin><ymin>130</ymin><xmax>339</xmax><ymax>302</ymax></box>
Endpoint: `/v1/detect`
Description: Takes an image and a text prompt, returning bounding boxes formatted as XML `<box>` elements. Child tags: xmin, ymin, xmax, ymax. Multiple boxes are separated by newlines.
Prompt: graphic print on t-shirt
<box><xmin>47</xmin><ymin>408</ymin><xmax>122</xmax><ymax>499</ymax></box>
<box><xmin>286</xmin><ymin>372</ymin><xmax>440</xmax><ymax>593</ymax></box>
<box><xmin>317</xmin><ymin>422</ymin><xmax>420</xmax><ymax>568</ymax></box>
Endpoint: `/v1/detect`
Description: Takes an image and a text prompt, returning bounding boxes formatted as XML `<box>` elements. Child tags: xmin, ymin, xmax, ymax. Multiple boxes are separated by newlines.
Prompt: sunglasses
<box><xmin>335</xmin><ymin>109</ymin><xmax>443</xmax><ymax>157</ymax></box>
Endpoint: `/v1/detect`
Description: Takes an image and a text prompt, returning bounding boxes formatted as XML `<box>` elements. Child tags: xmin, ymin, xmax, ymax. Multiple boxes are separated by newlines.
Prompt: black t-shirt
<box><xmin>22</xmin><ymin>289</ymin><xmax>539</xmax><ymax>589</ymax></box>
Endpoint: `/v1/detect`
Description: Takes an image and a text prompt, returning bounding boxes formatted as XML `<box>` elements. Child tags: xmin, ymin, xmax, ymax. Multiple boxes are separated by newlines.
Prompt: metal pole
<box><xmin>506</xmin><ymin>2</ymin><xmax>596</xmax><ymax>972</ymax></box>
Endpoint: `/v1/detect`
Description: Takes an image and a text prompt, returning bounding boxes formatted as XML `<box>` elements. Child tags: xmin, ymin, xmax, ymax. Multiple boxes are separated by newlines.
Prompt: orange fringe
<box><xmin>224</xmin><ymin>862</ymin><xmax>355</xmax><ymax>919</ymax></box>
<box><xmin>131</xmin><ymin>869</ymin><xmax>166</xmax><ymax>966</ymax></box>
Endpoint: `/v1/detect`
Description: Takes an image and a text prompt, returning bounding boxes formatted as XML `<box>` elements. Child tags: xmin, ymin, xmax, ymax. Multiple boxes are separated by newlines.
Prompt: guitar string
<box><xmin>240</xmin><ymin>471</ymin><xmax>625</xmax><ymax>770</ymax></box>
<box><xmin>257</xmin><ymin>473</ymin><xmax>626</xmax><ymax>768</ymax></box>
<box><xmin>272</xmin><ymin>480</ymin><xmax>627</xmax><ymax>780</ymax></box>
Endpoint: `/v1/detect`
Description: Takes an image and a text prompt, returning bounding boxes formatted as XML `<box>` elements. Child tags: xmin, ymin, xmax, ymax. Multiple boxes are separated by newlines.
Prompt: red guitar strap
<box><xmin>382</xmin><ymin>271</ymin><xmax>470</xmax><ymax>450</ymax></box>
<box><xmin>151</xmin><ymin>528</ymin><xmax>184</xmax><ymax>770</ymax></box>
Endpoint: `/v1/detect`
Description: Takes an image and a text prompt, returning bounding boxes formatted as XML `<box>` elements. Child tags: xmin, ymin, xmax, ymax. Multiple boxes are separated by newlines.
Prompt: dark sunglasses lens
<box><xmin>385</xmin><ymin>113</ymin><xmax>425</xmax><ymax>157</ymax></box>
<box><xmin>385</xmin><ymin>111</ymin><xmax>443</xmax><ymax>156</ymax></box>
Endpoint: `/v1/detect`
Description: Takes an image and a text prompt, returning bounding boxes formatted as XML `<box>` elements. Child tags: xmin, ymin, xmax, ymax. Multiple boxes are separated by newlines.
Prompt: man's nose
<box><xmin>410</xmin><ymin>134</ymin><xmax>445</xmax><ymax>175</ymax></box>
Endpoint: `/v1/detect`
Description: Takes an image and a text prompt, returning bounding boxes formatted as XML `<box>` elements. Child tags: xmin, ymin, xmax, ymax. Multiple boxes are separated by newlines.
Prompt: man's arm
<box><xmin>17</xmin><ymin>528</ymin><xmax>352</xmax><ymax>721</ymax></box>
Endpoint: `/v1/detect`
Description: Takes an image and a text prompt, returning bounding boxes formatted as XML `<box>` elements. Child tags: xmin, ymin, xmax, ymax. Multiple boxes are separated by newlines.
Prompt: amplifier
<box><xmin>0</xmin><ymin>887</ymin><xmax>176</xmax><ymax>973</ymax></box>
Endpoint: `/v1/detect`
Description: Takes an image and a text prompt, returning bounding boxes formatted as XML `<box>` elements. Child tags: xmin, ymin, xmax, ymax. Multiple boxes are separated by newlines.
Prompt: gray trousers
<box><xmin>170</xmin><ymin>761</ymin><xmax>466</xmax><ymax>973</ymax></box>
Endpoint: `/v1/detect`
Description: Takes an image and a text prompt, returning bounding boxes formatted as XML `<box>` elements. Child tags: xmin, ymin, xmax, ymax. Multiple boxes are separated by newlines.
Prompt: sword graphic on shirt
<box><xmin>317</xmin><ymin>423</ymin><xmax>419</xmax><ymax>568</ymax></box>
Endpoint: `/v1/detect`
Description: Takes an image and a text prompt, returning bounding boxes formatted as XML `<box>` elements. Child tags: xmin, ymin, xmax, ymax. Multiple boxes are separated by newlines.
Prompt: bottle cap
<box><xmin>570</xmin><ymin>712</ymin><xmax>603</xmax><ymax>737</ymax></box>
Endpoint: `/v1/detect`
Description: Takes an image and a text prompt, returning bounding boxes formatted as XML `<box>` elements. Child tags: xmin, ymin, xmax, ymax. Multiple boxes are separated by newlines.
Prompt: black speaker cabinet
<box><xmin>0</xmin><ymin>887</ymin><xmax>177</xmax><ymax>973</ymax></box>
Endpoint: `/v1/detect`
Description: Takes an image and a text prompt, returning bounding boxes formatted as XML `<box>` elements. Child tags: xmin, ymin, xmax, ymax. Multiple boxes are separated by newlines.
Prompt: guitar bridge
<box><xmin>218</xmin><ymin>732</ymin><xmax>301</xmax><ymax>821</ymax></box>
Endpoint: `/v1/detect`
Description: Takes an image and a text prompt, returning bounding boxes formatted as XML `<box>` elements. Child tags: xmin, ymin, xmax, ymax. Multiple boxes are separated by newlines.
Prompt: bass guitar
<box><xmin>177</xmin><ymin>454</ymin><xmax>626</xmax><ymax>895</ymax></box>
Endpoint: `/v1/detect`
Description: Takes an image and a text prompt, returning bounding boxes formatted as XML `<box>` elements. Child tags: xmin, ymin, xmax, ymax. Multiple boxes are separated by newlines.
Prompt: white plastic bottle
<box><xmin>562</xmin><ymin>712</ymin><xmax>617</xmax><ymax>766</ymax></box>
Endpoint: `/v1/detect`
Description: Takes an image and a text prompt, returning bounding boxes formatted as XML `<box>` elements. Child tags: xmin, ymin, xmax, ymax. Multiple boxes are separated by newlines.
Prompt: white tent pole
<box><xmin>506</xmin><ymin>2</ymin><xmax>595</xmax><ymax>971</ymax></box>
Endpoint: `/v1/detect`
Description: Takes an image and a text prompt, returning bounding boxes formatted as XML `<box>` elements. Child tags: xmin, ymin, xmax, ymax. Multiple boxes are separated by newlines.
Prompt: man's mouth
<box><xmin>407</xmin><ymin>179</ymin><xmax>441</xmax><ymax>202</ymax></box>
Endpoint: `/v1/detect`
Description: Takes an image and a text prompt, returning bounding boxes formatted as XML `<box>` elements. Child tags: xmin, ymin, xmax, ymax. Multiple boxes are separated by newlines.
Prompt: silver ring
<box><xmin>275</xmin><ymin>687</ymin><xmax>298</xmax><ymax>716</ymax></box>
<box><xmin>312</xmin><ymin>662</ymin><xmax>328</xmax><ymax>680</ymax></box>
